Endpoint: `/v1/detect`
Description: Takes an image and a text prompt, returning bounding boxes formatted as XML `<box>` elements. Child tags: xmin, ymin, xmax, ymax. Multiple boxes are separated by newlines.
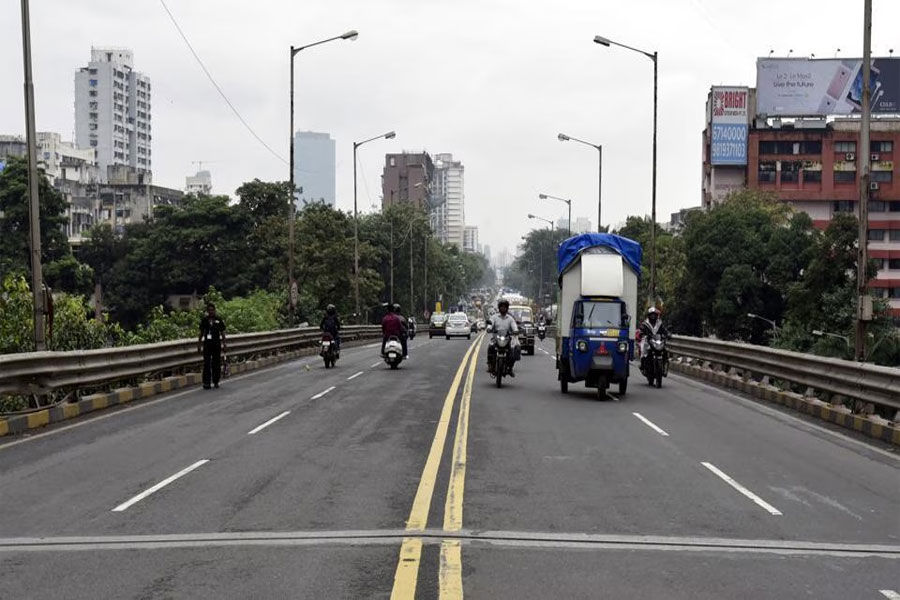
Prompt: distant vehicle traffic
<box><xmin>428</xmin><ymin>313</ymin><xmax>447</xmax><ymax>339</ymax></box>
<box><xmin>445</xmin><ymin>312</ymin><xmax>472</xmax><ymax>340</ymax></box>
<box><xmin>509</xmin><ymin>305</ymin><xmax>536</xmax><ymax>355</ymax></box>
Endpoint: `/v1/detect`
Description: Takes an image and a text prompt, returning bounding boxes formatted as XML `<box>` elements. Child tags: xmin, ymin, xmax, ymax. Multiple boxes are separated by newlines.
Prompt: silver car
<box><xmin>445</xmin><ymin>313</ymin><xmax>472</xmax><ymax>340</ymax></box>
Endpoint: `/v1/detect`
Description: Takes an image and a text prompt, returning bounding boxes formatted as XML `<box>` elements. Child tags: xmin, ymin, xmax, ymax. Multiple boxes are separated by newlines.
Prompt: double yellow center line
<box><xmin>390</xmin><ymin>333</ymin><xmax>485</xmax><ymax>599</ymax></box>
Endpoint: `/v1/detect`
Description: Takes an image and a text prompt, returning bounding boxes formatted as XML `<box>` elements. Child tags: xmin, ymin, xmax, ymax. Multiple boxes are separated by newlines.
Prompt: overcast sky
<box><xmin>2</xmin><ymin>0</ymin><xmax>898</xmax><ymax>259</ymax></box>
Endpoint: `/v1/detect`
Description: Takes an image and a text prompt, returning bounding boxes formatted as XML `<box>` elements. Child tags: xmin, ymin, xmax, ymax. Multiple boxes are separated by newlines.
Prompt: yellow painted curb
<box><xmin>27</xmin><ymin>410</ymin><xmax>50</xmax><ymax>429</ymax></box>
<box><xmin>63</xmin><ymin>404</ymin><xmax>80</xmax><ymax>419</ymax></box>
<box><xmin>93</xmin><ymin>395</ymin><xmax>109</xmax><ymax>410</ymax></box>
<box><xmin>115</xmin><ymin>388</ymin><xmax>134</xmax><ymax>403</ymax></box>
<box><xmin>139</xmin><ymin>382</ymin><xmax>156</xmax><ymax>397</ymax></box>
<box><xmin>0</xmin><ymin>420</ymin><xmax>8</xmax><ymax>436</ymax></box>
<box><xmin>160</xmin><ymin>379</ymin><xmax>173</xmax><ymax>393</ymax></box>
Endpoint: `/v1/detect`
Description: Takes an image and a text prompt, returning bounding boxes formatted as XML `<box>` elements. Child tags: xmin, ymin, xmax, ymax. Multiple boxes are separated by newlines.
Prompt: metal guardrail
<box><xmin>668</xmin><ymin>335</ymin><xmax>900</xmax><ymax>413</ymax></box>
<box><xmin>0</xmin><ymin>325</ymin><xmax>382</xmax><ymax>399</ymax></box>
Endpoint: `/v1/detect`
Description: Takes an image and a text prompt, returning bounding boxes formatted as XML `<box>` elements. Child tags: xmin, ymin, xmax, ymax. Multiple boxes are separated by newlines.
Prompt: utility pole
<box><xmin>855</xmin><ymin>0</ymin><xmax>873</xmax><ymax>362</ymax></box>
<box><xmin>597</xmin><ymin>145</ymin><xmax>603</xmax><ymax>230</ymax></box>
<box><xmin>409</xmin><ymin>219</ymin><xmax>414</xmax><ymax>316</ymax></box>
<box><xmin>650</xmin><ymin>51</ymin><xmax>658</xmax><ymax>306</ymax></box>
<box><xmin>21</xmin><ymin>0</ymin><xmax>45</xmax><ymax>351</ymax></box>
<box><xmin>389</xmin><ymin>210</ymin><xmax>394</xmax><ymax>304</ymax></box>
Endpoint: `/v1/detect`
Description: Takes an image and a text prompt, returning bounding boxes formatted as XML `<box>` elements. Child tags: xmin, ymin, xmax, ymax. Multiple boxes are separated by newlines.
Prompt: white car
<box><xmin>444</xmin><ymin>313</ymin><xmax>471</xmax><ymax>340</ymax></box>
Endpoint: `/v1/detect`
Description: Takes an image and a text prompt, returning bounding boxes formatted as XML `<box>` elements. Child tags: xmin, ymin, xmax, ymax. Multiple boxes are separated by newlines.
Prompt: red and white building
<box><xmin>703</xmin><ymin>87</ymin><xmax>900</xmax><ymax>318</ymax></box>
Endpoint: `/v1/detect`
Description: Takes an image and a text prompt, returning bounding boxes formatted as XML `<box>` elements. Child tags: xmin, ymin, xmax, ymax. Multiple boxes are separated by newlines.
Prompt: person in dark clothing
<box><xmin>320</xmin><ymin>304</ymin><xmax>342</xmax><ymax>353</ymax></box>
<box><xmin>381</xmin><ymin>304</ymin><xmax>403</xmax><ymax>355</ymax></box>
<box><xmin>394</xmin><ymin>303</ymin><xmax>409</xmax><ymax>358</ymax></box>
<box><xmin>198</xmin><ymin>302</ymin><xmax>226</xmax><ymax>389</ymax></box>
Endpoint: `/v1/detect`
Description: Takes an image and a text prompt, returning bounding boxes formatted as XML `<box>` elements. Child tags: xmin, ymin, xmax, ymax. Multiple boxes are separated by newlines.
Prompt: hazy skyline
<box><xmin>2</xmin><ymin>0</ymin><xmax>898</xmax><ymax>258</ymax></box>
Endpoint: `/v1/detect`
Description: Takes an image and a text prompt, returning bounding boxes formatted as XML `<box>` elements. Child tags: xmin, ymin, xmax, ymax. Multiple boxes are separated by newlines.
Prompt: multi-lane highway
<box><xmin>0</xmin><ymin>335</ymin><xmax>898</xmax><ymax>599</ymax></box>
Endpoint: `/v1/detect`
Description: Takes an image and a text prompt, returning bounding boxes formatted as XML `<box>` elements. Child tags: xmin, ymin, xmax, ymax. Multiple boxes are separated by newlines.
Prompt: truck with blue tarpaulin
<box><xmin>556</xmin><ymin>233</ymin><xmax>642</xmax><ymax>399</ymax></box>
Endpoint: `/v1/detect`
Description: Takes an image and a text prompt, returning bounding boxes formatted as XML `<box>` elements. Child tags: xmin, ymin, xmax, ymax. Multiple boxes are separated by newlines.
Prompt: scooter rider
<box><xmin>487</xmin><ymin>298</ymin><xmax>520</xmax><ymax>377</ymax></box>
<box><xmin>320</xmin><ymin>304</ymin><xmax>342</xmax><ymax>353</ymax></box>
<box><xmin>639</xmin><ymin>307</ymin><xmax>669</xmax><ymax>371</ymax></box>
<box><xmin>394</xmin><ymin>303</ymin><xmax>409</xmax><ymax>358</ymax></box>
<box><xmin>381</xmin><ymin>303</ymin><xmax>404</xmax><ymax>356</ymax></box>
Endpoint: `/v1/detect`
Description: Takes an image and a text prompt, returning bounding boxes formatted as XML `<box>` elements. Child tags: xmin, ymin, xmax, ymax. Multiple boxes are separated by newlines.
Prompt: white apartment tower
<box><xmin>432</xmin><ymin>153</ymin><xmax>465</xmax><ymax>248</ymax></box>
<box><xmin>75</xmin><ymin>48</ymin><xmax>151</xmax><ymax>182</ymax></box>
<box><xmin>294</xmin><ymin>131</ymin><xmax>336</xmax><ymax>208</ymax></box>
<box><xmin>463</xmin><ymin>225</ymin><xmax>479</xmax><ymax>253</ymax></box>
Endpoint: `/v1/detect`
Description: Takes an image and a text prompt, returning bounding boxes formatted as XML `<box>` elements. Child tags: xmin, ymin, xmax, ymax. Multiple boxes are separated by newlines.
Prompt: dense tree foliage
<box><xmin>0</xmin><ymin>156</ymin><xmax>93</xmax><ymax>295</ymax></box>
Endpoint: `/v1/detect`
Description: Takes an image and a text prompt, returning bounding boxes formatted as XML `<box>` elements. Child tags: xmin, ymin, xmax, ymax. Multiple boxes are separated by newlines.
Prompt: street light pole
<box><xmin>20</xmin><ymin>0</ymin><xmax>44</xmax><ymax>351</ymax></box>
<box><xmin>593</xmin><ymin>36</ymin><xmax>657</xmax><ymax>303</ymax></box>
<box><xmin>353</xmin><ymin>130</ymin><xmax>396</xmax><ymax>321</ymax></box>
<box><xmin>289</xmin><ymin>30</ymin><xmax>358</xmax><ymax>326</ymax></box>
<box><xmin>855</xmin><ymin>0</ymin><xmax>872</xmax><ymax>362</ymax></box>
<box><xmin>538</xmin><ymin>193</ymin><xmax>571</xmax><ymax>236</ymax></box>
<box><xmin>557</xmin><ymin>133</ymin><xmax>602</xmax><ymax>231</ymax></box>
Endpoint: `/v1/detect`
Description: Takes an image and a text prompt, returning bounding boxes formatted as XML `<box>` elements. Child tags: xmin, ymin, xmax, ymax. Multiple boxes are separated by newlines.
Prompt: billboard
<box><xmin>757</xmin><ymin>58</ymin><xmax>900</xmax><ymax>116</ymax></box>
<box><xmin>710</xmin><ymin>86</ymin><xmax>749</xmax><ymax>165</ymax></box>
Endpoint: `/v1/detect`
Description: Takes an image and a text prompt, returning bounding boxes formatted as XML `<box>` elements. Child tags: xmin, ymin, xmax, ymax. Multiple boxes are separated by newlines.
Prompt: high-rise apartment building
<box><xmin>463</xmin><ymin>225</ymin><xmax>479</xmax><ymax>253</ymax></box>
<box><xmin>75</xmin><ymin>48</ymin><xmax>151</xmax><ymax>182</ymax></box>
<box><xmin>432</xmin><ymin>153</ymin><xmax>465</xmax><ymax>248</ymax></box>
<box><xmin>382</xmin><ymin>152</ymin><xmax>434</xmax><ymax>210</ymax></box>
<box><xmin>294</xmin><ymin>131</ymin><xmax>336</xmax><ymax>208</ymax></box>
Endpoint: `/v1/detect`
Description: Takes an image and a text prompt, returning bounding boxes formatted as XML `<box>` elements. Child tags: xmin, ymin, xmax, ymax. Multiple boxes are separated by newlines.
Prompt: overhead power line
<box><xmin>158</xmin><ymin>0</ymin><xmax>287</xmax><ymax>165</ymax></box>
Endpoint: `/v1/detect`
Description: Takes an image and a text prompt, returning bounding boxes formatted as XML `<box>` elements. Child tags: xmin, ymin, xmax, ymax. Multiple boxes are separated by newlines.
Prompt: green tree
<box><xmin>0</xmin><ymin>155</ymin><xmax>90</xmax><ymax>294</ymax></box>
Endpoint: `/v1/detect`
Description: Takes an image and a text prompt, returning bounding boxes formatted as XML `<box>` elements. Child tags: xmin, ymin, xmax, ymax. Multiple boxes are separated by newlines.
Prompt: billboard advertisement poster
<box><xmin>710</xmin><ymin>86</ymin><xmax>749</xmax><ymax>165</ymax></box>
<box><xmin>756</xmin><ymin>58</ymin><xmax>900</xmax><ymax>116</ymax></box>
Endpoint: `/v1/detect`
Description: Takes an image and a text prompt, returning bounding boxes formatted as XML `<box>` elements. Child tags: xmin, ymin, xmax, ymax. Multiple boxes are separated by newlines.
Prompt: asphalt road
<box><xmin>0</xmin><ymin>334</ymin><xmax>897</xmax><ymax>599</ymax></box>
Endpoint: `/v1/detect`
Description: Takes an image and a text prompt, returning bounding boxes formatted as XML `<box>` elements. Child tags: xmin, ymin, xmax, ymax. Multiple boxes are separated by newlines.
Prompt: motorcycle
<box><xmin>537</xmin><ymin>323</ymin><xmax>547</xmax><ymax>341</ymax></box>
<box><xmin>383</xmin><ymin>336</ymin><xmax>404</xmax><ymax>369</ymax></box>
<box><xmin>320</xmin><ymin>333</ymin><xmax>338</xmax><ymax>368</ymax></box>
<box><xmin>489</xmin><ymin>335</ymin><xmax>513</xmax><ymax>388</ymax></box>
<box><xmin>640</xmin><ymin>334</ymin><xmax>668</xmax><ymax>388</ymax></box>
<box><xmin>408</xmin><ymin>319</ymin><xmax>416</xmax><ymax>339</ymax></box>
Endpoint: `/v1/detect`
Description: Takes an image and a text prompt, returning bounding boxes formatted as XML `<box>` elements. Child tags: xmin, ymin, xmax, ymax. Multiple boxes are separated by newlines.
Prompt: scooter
<box><xmin>408</xmin><ymin>319</ymin><xmax>416</xmax><ymax>339</ymax></box>
<box><xmin>537</xmin><ymin>323</ymin><xmax>547</xmax><ymax>341</ymax></box>
<box><xmin>640</xmin><ymin>334</ymin><xmax>668</xmax><ymax>388</ymax></box>
<box><xmin>320</xmin><ymin>333</ymin><xmax>338</xmax><ymax>368</ymax></box>
<box><xmin>383</xmin><ymin>336</ymin><xmax>404</xmax><ymax>369</ymax></box>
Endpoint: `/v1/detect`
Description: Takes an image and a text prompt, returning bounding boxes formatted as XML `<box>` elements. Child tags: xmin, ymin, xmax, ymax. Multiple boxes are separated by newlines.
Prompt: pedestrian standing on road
<box><xmin>198</xmin><ymin>302</ymin><xmax>226</xmax><ymax>389</ymax></box>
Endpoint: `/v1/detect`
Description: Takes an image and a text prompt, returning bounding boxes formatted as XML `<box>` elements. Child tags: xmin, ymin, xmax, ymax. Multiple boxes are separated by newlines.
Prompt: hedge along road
<box><xmin>0</xmin><ymin>333</ymin><xmax>898</xmax><ymax>599</ymax></box>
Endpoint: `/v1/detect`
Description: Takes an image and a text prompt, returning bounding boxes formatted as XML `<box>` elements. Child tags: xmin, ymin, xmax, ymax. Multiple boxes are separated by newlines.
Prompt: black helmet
<box><xmin>386</xmin><ymin>303</ymin><xmax>394</xmax><ymax>313</ymax></box>
<box><xmin>326</xmin><ymin>304</ymin><xmax>336</xmax><ymax>316</ymax></box>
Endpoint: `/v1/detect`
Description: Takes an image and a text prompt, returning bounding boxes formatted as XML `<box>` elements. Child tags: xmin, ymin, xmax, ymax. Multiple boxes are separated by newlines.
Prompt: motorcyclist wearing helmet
<box><xmin>320</xmin><ymin>304</ymin><xmax>342</xmax><ymax>354</ymax></box>
<box><xmin>487</xmin><ymin>298</ymin><xmax>520</xmax><ymax>376</ymax></box>
<box><xmin>639</xmin><ymin>307</ymin><xmax>669</xmax><ymax>371</ymax></box>
<box><xmin>394</xmin><ymin>303</ymin><xmax>409</xmax><ymax>358</ymax></box>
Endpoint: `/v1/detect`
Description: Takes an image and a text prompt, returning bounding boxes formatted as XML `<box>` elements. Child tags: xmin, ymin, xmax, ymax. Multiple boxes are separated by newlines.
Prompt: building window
<box><xmin>803</xmin><ymin>170</ymin><xmax>822</xmax><ymax>183</ymax></box>
<box><xmin>870</xmin><ymin>200</ymin><xmax>886</xmax><ymax>212</ymax></box>
<box><xmin>90</xmin><ymin>140</ymin><xmax>97</xmax><ymax>147</ymax></box>
<box><xmin>758</xmin><ymin>161</ymin><xmax>776</xmax><ymax>183</ymax></box>
<box><xmin>872</xmin><ymin>287</ymin><xmax>888</xmax><ymax>298</ymax></box>
<box><xmin>833</xmin><ymin>201</ymin><xmax>854</xmax><ymax>213</ymax></box>
<box><xmin>800</xmin><ymin>141</ymin><xmax>822</xmax><ymax>154</ymax></box>
<box><xmin>891</xmin><ymin>288</ymin><xmax>900</xmax><ymax>299</ymax></box>
<box><xmin>781</xmin><ymin>161</ymin><xmax>801</xmax><ymax>183</ymax></box>
<box><xmin>89</xmin><ymin>79</ymin><xmax>97</xmax><ymax>87</ymax></box>
<box><xmin>834</xmin><ymin>141</ymin><xmax>857</xmax><ymax>153</ymax></box>
<box><xmin>890</xmin><ymin>230</ymin><xmax>900</xmax><ymax>242</ymax></box>
<box><xmin>889</xmin><ymin>201</ymin><xmax>900</xmax><ymax>212</ymax></box>
<box><xmin>834</xmin><ymin>170</ymin><xmax>856</xmax><ymax>183</ymax></box>
<box><xmin>89</xmin><ymin>90</ymin><xmax>97</xmax><ymax>97</ymax></box>
<box><xmin>889</xmin><ymin>259</ymin><xmax>900</xmax><ymax>270</ymax></box>
<box><xmin>868</xmin><ymin>229</ymin><xmax>885</xmax><ymax>241</ymax></box>
<box><xmin>871</xmin><ymin>141</ymin><xmax>893</xmax><ymax>153</ymax></box>
<box><xmin>871</xmin><ymin>171</ymin><xmax>893</xmax><ymax>183</ymax></box>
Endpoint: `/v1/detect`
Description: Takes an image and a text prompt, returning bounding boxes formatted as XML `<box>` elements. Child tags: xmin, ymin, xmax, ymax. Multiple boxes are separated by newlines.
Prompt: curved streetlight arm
<box><xmin>293</xmin><ymin>31</ymin><xmax>358</xmax><ymax>55</ymax></box>
<box><xmin>354</xmin><ymin>130</ymin><xmax>396</xmax><ymax>149</ymax></box>
<box><xmin>593</xmin><ymin>35</ymin><xmax>655</xmax><ymax>61</ymax></box>
<box><xmin>558</xmin><ymin>133</ymin><xmax>601</xmax><ymax>151</ymax></box>
<box><xmin>539</xmin><ymin>192</ymin><xmax>571</xmax><ymax>206</ymax></box>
